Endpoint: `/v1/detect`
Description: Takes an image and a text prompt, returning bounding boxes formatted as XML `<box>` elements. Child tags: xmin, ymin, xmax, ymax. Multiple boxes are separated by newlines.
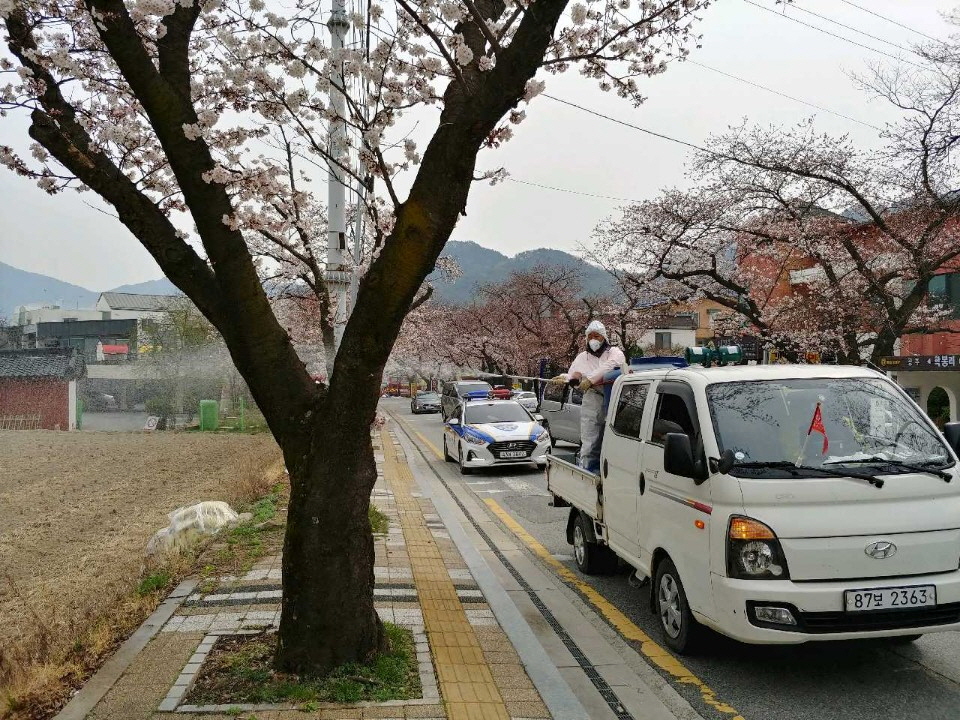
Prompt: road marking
<box><xmin>398</xmin><ymin>413</ymin><xmax>745</xmax><ymax>718</ymax></box>
<box><xmin>484</xmin><ymin>497</ymin><xmax>745</xmax><ymax>720</ymax></box>
<box><xmin>414</xmin><ymin>428</ymin><xmax>444</xmax><ymax>460</ymax></box>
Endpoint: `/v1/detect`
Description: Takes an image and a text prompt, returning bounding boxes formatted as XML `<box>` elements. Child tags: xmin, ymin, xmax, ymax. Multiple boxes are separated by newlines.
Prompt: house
<box><xmin>96</xmin><ymin>292</ymin><xmax>180</xmax><ymax>321</ymax></box>
<box><xmin>0</xmin><ymin>347</ymin><xmax>85</xmax><ymax>430</ymax></box>
<box><xmin>17</xmin><ymin>318</ymin><xmax>138</xmax><ymax>363</ymax></box>
<box><xmin>12</xmin><ymin>302</ymin><xmax>101</xmax><ymax>326</ymax></box>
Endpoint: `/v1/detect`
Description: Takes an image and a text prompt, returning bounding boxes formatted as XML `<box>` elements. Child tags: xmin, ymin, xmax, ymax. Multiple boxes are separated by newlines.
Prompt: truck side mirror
<box><xmin>944</xmin><ymin>422</ymin><xmax>960</xmax><ymax>454</ymax></box>
<box><xmin>710</xmin><ymin>449</ymin><xmax>736</xmax><ymax>475</ymax></box>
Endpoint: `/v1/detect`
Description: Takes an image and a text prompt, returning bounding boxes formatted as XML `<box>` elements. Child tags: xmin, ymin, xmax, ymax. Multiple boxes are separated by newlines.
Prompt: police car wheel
<box><xmin>458</xmin><ymin>445</ymin><xmax>473</xmax><ymax>475</ymax></box>
<box><xmin>443</xmin><ymin>436</ymin><xmax>454</xmax><ymax>462</ymax></box>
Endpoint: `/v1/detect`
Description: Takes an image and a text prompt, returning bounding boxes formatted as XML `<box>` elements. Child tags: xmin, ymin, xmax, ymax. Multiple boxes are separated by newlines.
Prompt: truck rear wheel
<box><xmin>572</xmin><ymin>513</ymin><xmax>616</xmax><ymax>575</ymax></box>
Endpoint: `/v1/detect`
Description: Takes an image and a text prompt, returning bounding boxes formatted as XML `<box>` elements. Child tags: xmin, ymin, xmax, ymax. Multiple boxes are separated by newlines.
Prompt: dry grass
<box><xmin>0</xmin><ymin>430</ymin><xmax>282</xmax><ymax>720</ymax></box>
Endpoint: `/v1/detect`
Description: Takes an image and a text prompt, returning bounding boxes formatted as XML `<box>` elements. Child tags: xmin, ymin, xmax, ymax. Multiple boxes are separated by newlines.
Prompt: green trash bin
<box><xmin>199</xmin><ymin>400</ymin><xmax>219</xmax><ymax>431</ymax></box>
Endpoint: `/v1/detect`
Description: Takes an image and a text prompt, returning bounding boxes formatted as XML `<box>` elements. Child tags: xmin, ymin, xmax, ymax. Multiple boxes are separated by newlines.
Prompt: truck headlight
<box><xmin>726</xmin><ymin>516</ymin><xmax>790</xmax><ymax>580</ymax></box>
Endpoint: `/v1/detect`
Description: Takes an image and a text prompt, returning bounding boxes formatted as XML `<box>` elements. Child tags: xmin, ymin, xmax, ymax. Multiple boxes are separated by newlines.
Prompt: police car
<box><xmin>442</xmin><ymin>399</ymin><xmax>551</xmax><ymax>474</ymax></box>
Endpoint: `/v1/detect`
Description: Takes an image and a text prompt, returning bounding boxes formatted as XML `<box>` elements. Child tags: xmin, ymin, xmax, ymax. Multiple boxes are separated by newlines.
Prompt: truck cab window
<box><xmin>651</xmin><ymin>393</ymin><xmax>695</xmax><ymax>445</ymax></box>
<box><xmin>612</xmin><ymin>384</ymin><xmax>648</xmax><ymax>439</ymax></box>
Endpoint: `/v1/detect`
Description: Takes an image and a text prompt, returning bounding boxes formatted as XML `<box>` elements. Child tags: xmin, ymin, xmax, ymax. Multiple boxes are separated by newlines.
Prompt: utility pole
<box><xmin>325</xmin><ymin>0</ymin><xmax>351</xmax><ymax>354</ymax></box>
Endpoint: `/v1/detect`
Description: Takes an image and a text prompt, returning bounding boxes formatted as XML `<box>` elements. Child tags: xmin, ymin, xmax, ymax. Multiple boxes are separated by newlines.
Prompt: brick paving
<box><xmin>81</xmin><ymin>429</ymin><xmax>550</xmax><ymax>720</ymax></box>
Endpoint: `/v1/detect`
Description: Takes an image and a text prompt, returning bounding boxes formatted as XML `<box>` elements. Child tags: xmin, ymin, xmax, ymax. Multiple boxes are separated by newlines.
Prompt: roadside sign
<box><xmin>881</xmin><ymin>355</ymin><xmax>960</xmax><ymax>371</ymax></box>
<box><xmin>144</xmin><ymin>416</ymin><xmax>159</xmax><ymax>430</ymax></box>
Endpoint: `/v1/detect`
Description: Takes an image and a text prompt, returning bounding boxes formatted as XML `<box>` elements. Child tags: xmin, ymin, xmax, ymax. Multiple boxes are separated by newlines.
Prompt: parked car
<box><xmin>511</xmin><ymin>391</ymin><xmax>539</xmax><ymax>412</ymax></box>
<box><xmin>443</xmin><ymin>399</ymin><xmax>551</xmax><ymax>474</ymax></box>
<box><xmin>538</xmin><ymin>382</ymin><xmax>582</xmax><ymax>447</ymax></box>
<box><xmin>491</xmin><ymin>385</ymin><xmax>513</xmax><ymax>400</ymax></box>
<box><xmin>440</xmin><ymin>380</ymin><xmax>493</xmax><ymax>420</ymax></box>
<box><xmin>411</xmin><ymin>391</ymin><xmax>441</xmax><ymax>414</ymax></box>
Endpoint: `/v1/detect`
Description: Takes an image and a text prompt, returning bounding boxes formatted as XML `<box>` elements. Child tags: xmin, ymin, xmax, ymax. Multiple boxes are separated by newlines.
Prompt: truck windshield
<box><xmin>465</xmin><ymin>404</ymin><xmax>532</xmax><ymax>424</ymax></box>
<box><xmin>706</xmin><ymin>377</ymin><xmax>952</xmax><ymax>478</ymax></box>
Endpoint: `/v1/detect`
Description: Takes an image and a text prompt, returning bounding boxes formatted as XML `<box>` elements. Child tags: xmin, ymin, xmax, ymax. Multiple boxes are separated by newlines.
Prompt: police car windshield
<box><xmin>465</xmin><ymin>404</ymin><xmax>531</xmax><ymax>425</ymax></box>
<box><xmin>706</xmin><ymin>377</ymin><xmax>951</xmax><ymax>477</ymax></box>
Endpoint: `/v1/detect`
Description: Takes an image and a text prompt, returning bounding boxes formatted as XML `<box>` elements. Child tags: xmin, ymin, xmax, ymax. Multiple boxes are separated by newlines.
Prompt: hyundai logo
<box><xmin>865</xmin><ymin>541</ymin><xmax>897</xmax><ymax>559</ymax></box>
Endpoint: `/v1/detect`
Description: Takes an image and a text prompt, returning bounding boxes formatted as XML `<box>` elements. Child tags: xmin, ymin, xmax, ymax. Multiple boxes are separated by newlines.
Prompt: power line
<box><xmin>837</xmin><ymin>0</ymin><xmax>942</xmax><ymax>44</ymax></box>
<box><xmin>543</xmin><ymin>93</ymin><xmax>709</xmax><ymax>153</ymax></box>
<box><xmin>507</xmin><ymin>177</ymin><xmax>644</xmax><ymax>203</ymax></box>
<box><xmin>743</xmin><ymin>0</ymin><xmax>924</xmax><ymax>69</ymax></box>
<box><xmin>685</xmin><ymin>59</ymin><xmax>882</xmax><ymax>131</ymax></box>
<box><xmin>612</xmin><ymin>6</ymin><xmax>882</xmax><ymax>131</ymax></box>
<box><xmin>786</xmin><ymin>1</ymin><xmax>921</xmax><ymax>57</ymax></box>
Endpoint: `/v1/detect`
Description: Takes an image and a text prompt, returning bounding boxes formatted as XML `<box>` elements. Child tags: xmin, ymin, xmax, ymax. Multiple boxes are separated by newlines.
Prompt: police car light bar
<box><xmin>685</xmin><ymin>345</ymin><xmax>743</xmax><ymax>368</ymax></box>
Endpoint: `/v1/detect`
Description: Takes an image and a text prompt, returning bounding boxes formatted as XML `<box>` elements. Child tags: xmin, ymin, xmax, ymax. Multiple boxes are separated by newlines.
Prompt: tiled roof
<box><xmin>99</xmin><ymin>292</ymin><xmax>180</xmax><ymax>311</ymax></box>
<box><xmin>0</xmin><ymin>348</ymin><xmax>86</xmax><ymax>380</ymax></box>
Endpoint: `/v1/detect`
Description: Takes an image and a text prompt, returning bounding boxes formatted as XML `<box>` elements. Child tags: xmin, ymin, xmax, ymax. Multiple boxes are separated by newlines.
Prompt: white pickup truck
<box><xmin>546</xmin><ymin>361</ymin><xmax>960</xmax><ymax>653</ymax></box>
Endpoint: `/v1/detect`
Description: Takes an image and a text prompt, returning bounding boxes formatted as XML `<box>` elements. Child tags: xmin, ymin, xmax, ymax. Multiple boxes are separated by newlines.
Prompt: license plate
<box><xmin>499</xmin><ymin>451</ymin><xmax>527</xmax><ymax>458</ymax></box>
<box><xmin>844</xmin><ymin>585</ymin><xmax>937</xmax><ymax>612</ymax></box>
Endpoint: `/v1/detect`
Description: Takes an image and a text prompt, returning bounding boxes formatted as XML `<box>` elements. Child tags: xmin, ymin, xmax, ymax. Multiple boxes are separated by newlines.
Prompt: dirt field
<box><xmin>0</xmin><ymin>430</ymin><xmax>281</xmax><ymax>709</ymax></box>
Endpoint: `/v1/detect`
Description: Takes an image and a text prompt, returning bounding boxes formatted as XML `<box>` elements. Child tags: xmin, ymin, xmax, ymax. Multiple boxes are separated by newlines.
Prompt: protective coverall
<box><xmin>566</xmin><ymin>322</ymin><xmax>626</xmax><ymax>473</ymax></box>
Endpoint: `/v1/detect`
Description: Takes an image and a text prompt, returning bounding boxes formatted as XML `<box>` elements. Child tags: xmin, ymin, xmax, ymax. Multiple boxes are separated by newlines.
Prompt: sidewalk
<box><xmin>56</xmin><ymin>426</ymin><xmax>696</xmax><ymax>720</ymax></box>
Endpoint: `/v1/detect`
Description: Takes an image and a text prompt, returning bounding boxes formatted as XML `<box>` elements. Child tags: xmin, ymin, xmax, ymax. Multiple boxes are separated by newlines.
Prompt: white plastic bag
<box><xmin>146</xmin><ymin>501</ymin><xmax>239</xmax><ymax>557</ymax></box>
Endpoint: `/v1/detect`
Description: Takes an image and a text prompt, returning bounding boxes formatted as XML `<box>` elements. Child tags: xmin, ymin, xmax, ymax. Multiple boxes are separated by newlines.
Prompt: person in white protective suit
<box><xmin>551</xmin><ymin>320</ymin><xmax>626</xmax><ymax>473</ymax></box>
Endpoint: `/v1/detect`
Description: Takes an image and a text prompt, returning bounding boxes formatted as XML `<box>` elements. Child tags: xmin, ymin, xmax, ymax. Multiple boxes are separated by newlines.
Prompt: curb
<box><xmin>54</xmin><ymin>579</ymin><xmax>198</xmax><ymax>720</ymax></box>
<box><xmin>393</xmin><ymin>426</ymin><xmax>591</xmax><ymax>720</ymax></box>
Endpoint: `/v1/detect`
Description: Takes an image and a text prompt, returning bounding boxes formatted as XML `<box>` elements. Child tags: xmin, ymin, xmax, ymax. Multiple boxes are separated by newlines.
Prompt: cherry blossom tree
<box><xmin>593</xmin><ymin>38</ymin><xmax>960</xmax><ymax>365</ymax></box>
<box><xmin>0</xmin><ymin>0</ymin><xmax>710</xmax><ymax>672</ymax></box>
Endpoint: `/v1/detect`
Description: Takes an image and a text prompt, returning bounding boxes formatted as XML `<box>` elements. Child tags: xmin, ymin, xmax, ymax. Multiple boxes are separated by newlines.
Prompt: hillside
<box><xmin>1</xmin><ymin>261</ymin><xmax>179</xmax><ymax>320</ymax></box>
<box><xmin>2</xmin><ymin>242</ymin><xmax>612</xmax><ymax>319</ymax></box>
<box><xmin>430</xmin><ymin>241</ymin><xmax>615</xmax><ymax>303</ymax></box>
<box><xmin>1</xmin><ymin>261</ymin><xmax>99</xmax><ymax>317</ymax></box>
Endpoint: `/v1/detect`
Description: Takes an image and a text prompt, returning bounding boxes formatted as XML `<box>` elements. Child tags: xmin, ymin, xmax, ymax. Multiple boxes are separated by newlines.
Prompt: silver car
<box><xmin>538</xmin><ymin>382</ymin><xmax>582</xmax><ymax>448</ymax></box>
<box><xmin>511</xmin><ymin>391</ymin><xmax>539</xmax><ymax>411</ymax></box>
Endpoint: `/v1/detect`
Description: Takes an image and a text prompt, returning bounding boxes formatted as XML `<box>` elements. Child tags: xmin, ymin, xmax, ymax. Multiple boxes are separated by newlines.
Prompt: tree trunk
<box><xmin>275</xmin><ymin>412</ymin><xmax>386</xmax><ymax>672</ymax></box>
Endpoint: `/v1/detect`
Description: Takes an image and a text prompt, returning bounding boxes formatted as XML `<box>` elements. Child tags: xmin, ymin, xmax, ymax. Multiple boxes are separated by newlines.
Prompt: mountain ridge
<box><xmin>1</xmin><ymin>242</ymin><xmax>611</xmax><ymax>318</ymax></box>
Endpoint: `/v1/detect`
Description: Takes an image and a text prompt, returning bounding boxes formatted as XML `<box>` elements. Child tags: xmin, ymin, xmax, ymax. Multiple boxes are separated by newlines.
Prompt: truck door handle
<box><xmin>639</xmin><ymin>473</ymin><xmax>646</xmax><ymax>495</ymax></box>
<box><xmin>602</xmin><ymin>459</ymin><xmax>608</xmax><ymax>477</ymax></box>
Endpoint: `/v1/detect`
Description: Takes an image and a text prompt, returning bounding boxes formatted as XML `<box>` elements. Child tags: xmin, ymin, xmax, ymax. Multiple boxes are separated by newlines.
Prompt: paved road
<box><xmin>390</xmin><ymin>398</ymin><xmax>960</xmax><ymax>720</ymax></box>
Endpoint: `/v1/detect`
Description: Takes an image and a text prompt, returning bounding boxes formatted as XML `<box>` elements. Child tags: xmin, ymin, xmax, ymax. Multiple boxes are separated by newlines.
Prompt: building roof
<box><xmin>99</xmin><ymin>292</ymin><xmax>180</xmax><ymax>311</ymax></box>
<box><xmin>0</xmin><ymin>347</ymin><xmax>86</xmax><ymax>380</ymax></box>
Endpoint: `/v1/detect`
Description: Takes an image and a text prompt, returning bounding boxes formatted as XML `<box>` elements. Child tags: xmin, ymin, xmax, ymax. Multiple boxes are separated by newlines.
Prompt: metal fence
<box><xmin>0</xmin><ymin>414</ymin><xmax>42</xmax><ymax>430</ymax></box>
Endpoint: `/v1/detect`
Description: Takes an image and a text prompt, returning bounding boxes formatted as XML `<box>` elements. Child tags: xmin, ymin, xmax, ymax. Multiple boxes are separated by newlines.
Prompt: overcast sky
<box><xmin>0</xmin><ymin>0</ymin><xmax>955</xmax><ymax>291</ymax></box>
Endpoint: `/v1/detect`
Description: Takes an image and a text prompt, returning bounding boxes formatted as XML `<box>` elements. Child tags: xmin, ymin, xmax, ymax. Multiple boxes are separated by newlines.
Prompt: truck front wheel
<box><xmin>654</xmin><ymin>557</ymin><xmax>701</xmax><ymax>654</ymax></box>
<box><xmin>572</xmin><ymin>513</ymin><xmax>616</xmax><ymax>575</ymax></box>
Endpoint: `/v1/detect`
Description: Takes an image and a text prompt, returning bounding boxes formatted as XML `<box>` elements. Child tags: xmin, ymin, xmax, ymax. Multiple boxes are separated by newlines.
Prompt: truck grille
<box><xmin>488</xmin><ymin>440</ymin><xmax>536</xmax><ymax>458</ymax></box>
<box><xmin>800</xmin><ymin>603</ymin><xmax>960</xmax><ymax>633</ymax></box>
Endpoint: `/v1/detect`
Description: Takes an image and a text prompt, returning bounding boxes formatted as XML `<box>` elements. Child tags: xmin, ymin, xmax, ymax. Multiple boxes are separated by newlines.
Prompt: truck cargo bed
<box><xmin>546</xmin><ymin>455</ymin><xmax>602</xmax><ymax>520</ymax></box>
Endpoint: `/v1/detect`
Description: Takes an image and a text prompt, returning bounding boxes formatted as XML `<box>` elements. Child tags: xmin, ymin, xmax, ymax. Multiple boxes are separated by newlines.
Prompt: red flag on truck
<box><xmin>807</xmin><ymin>403</ymin><xmax>829</xmax><ymax>455</ymax></box>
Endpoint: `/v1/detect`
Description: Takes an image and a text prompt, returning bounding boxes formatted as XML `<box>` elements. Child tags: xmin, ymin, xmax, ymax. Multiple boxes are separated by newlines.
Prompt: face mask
<box><xmin>588</xmin><ymin>339</ymin><xmax>602</xmax><ymax>352</ymax></box>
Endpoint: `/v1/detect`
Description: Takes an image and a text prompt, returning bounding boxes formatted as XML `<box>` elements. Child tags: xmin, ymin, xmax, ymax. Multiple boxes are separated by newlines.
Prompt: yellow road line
<box><xmin>416</xmin><ymin>430</ymin><xmax>444</xmax><ymax>460</ymax></box>
<box><xmin>484</xmin><ymin>497</ymin><xmax>745</xmax><ymax>720</ymax></box>
<box><xmin>391</xmin><ymin>411</ymin><xmax>745</xmax><ymax>718</ymax></box>
<box><xmin>392</xmin><ymin>414</ymin><xmax>446</xmax><ymax>462</ymax></box>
